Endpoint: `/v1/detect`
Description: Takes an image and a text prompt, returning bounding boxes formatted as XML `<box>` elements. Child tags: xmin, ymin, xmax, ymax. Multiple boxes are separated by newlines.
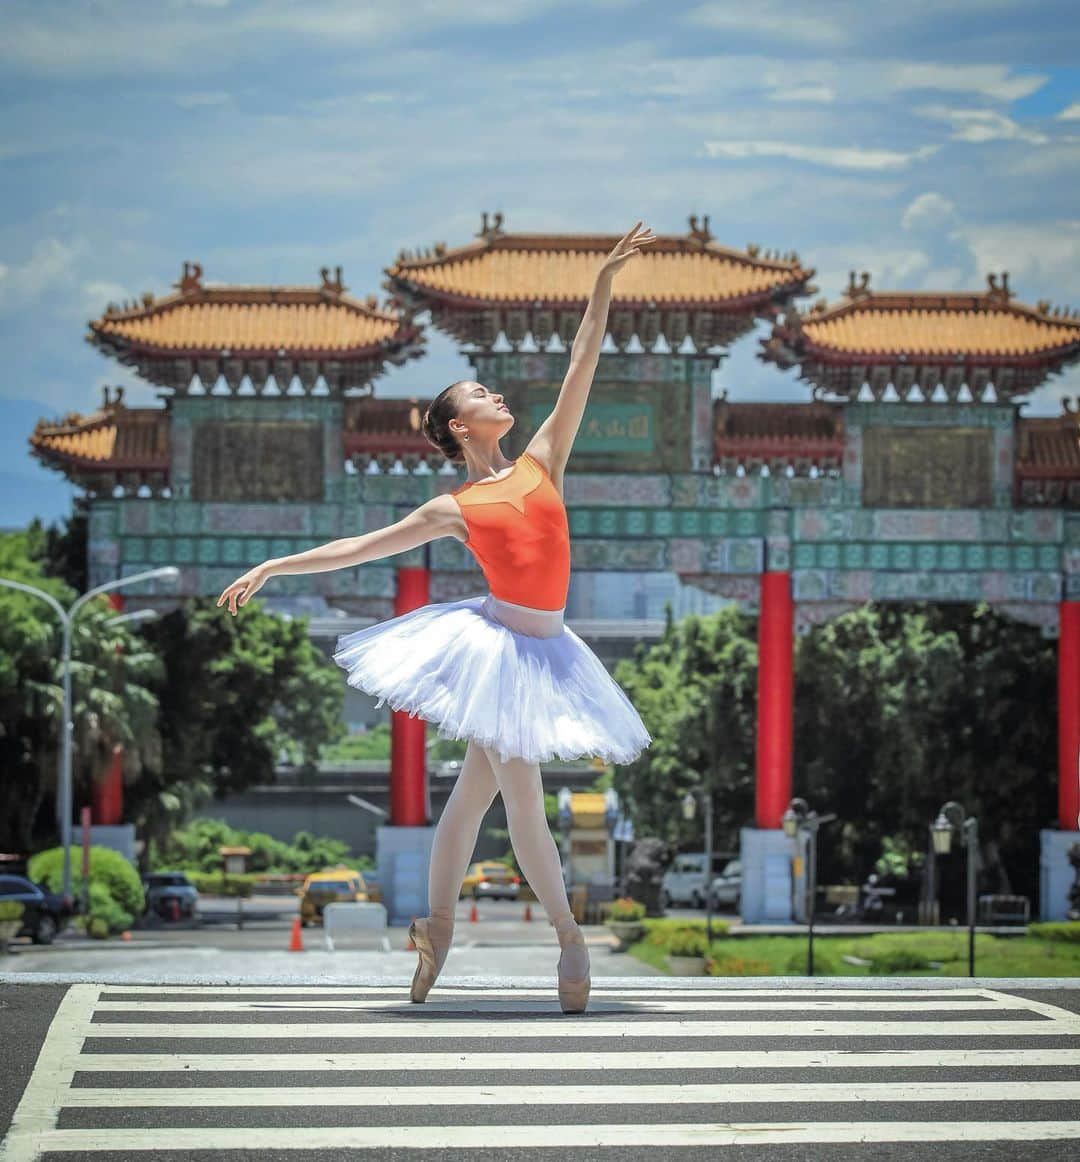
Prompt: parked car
<box><xmin>142</xmin><ymin>871</ymin><xmax>200</xmax><ymax>921</ymax></box>
<box><xmin>0</xmin><ymin>874</ymin><xmax>75</xmax><ymax>944</ymax></box>
<box><xmin>707</xmin><ymin>859</ymin><xmax>742</xmax><ymax>911</ymax></box>
<box><xmin>460</xmin><ymin>861</ymin><xmax>520</xmax><ymax>901</ymax></box>
<box><xmin>660</xmin><ymin>852</ymin><xmax>731</xmax><ymax>909</ymax></box>
<box><xmin>297</xmin><ymin>869</ymin><xmax>370</xmax><ymax>926</ymax></box>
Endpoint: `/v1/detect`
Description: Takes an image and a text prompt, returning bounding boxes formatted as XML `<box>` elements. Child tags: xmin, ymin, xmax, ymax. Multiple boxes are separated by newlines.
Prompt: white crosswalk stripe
<box><xmin>2</xmin><ymin>982</ymin><xmax>1080</xmax><ymax>1157</ymax></box>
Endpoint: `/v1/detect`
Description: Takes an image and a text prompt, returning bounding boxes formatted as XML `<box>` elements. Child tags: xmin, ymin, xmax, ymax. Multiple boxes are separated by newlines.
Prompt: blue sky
<box><xmin>2</xmin><ymin>0</ymin><xmax>1078</xmax><ymax>528</ymax></box>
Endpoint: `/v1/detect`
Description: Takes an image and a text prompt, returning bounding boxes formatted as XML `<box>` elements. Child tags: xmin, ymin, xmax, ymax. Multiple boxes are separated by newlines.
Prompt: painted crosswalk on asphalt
<box><xmin>2</xmin><ymin>983</ymin><xmax>1080</xmax><ymax>1156</ymax></box>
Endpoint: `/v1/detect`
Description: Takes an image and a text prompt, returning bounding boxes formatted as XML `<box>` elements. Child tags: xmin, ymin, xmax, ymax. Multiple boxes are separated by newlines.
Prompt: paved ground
<box><xmin>2</xmin><ymin>976</ymin><xmax>1080</xmax><ymax>1159</ymax></box>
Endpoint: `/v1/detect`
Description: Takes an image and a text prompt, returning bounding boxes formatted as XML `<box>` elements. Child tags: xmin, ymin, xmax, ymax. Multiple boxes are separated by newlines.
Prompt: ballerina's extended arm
<box><xmin>216</xmin><ymin>500</ymin><xmax>455</xmax><ymax>615</ymax></box>
<box><xmin>528</xmin><ymin>220</ymin><xmax>656</xmax><ymax>477</ymax></box>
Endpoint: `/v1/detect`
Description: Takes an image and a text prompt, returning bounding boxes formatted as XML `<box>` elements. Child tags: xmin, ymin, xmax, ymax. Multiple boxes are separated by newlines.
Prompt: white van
<box><xmin>660</xmin><ymin>852</ymin><xmax>731</xmax><ymax>909</ymax></box>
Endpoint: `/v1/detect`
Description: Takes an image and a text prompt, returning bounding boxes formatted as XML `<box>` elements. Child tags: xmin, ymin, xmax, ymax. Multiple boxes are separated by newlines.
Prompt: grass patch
<box><xmin>626</xmin><ymin>920</ymin><xmax>1080</xmax><ymax>976</ymax></box>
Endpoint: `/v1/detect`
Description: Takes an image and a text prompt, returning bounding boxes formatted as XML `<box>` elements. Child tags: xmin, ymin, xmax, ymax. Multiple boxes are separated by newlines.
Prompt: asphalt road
<box><xmin>2</xmin><ymin>977</ymin><xmax>1080</xmax><ymax>1159</ymax></box>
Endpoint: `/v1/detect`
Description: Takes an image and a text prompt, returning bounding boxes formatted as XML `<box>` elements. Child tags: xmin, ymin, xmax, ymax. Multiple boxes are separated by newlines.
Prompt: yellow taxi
<box><xmin>460</xmin><ymin>861</ymin><xmax>521</xmax><ymax>901</ymax></box>
<box><xmin>296</xmin><ymin>868</ymin><xmax>370</xmax><ymax>926</ymax></box>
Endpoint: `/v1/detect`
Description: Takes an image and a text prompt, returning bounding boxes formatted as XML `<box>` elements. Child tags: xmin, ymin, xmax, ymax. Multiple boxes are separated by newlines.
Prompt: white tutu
<box><xmin>332</xmin><ymin>592</ymin><xmax>652</xmax><ymax>766</ymax></box>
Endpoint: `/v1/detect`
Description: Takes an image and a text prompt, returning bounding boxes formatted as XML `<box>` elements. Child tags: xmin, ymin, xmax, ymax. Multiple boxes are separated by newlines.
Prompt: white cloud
<box><xmin>955</xmin><ymin>221</ymin><xmax>1080</xmax><ymax>299</ymax></box>
<box><xmin>1059</xmin><ymin>103</ymin><xmax>1080</xmax><ymax>120</ymax></box>
<box><xmin>915</xmin><ymin>104</ymin><xmax>1050</xmax><ymax>144</ymax></box>
<box><xmin>884</xmin><ymin>62</ymin><xmax>1046</xmax><ymax>103</ymax></box>
<box><xmin>80</xmin><ymin>280</ymin><xmax>132</xmax><ymax>319</ymax></box>
<box><xmin>1002</xmin><ymin>140</ymin><xmax>1080</xmax><ymax>177</ymax></box>
<box><xmin>702</xmin><ymin>140</ymin><xmax>940</xmax><ymax>171</ymax></box>
<box><xmin>901</xmin><ymin>192</ymin><xmax>958</xmax><ymax>232</ymax></box>
<box><xmin>767</xmin><ymin>84</ymin><xmax>836</xmax><ymax>104</ymax></box>
<box><xmin>683</xmin><ymin>2</ymin><xmax>849</xmax><ymax>48</ymax></box>
<box><xmin>0</xmin><ymin>0</ymin><xmax>630</xmax><ymax>77</ymax></box>
<box><xmin>0</xmin><ymin>237</ymin><xmax>87</xmax><ymax>312</ymax></box>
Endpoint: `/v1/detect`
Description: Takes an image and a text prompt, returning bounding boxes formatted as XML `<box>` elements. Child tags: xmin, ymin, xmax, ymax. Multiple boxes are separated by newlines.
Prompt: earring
<box><xmin>462</xmin><ymin>431</ymin><xmax>470</xmax><ymax>441</ymax></box>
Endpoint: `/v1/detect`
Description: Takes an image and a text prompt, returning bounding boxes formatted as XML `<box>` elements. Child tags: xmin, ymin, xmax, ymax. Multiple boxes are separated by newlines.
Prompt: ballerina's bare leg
<box><xmin>425</xmin><ymin>739</ymin><xmax>499</xmax><ymax>971</ymax></box>
<box><xmin>481</xmin><ymin>745</ymin><xmax>590</xmax><ymax>978</ymax></box>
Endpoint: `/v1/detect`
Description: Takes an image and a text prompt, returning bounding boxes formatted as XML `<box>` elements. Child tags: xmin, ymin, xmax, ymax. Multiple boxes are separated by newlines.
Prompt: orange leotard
<box><xmin>450</xmin><ymin>450</ymin><xmax>570</xmax><ymax>611</ymax></box>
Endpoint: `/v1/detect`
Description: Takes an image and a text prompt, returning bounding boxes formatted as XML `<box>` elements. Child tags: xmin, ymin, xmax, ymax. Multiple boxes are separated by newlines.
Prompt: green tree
<box><xmin>135</xmin><ymin>596</ymin><xmax>346</xmax><ymax>867</ymax></box>
<box><xmin>0</xmin><ymin>525</ymin><xmax>163</xmax><ymax>851</ymax></box>
<box><xmin>613</xmin><ymin>602</ymin><xmax>758</xmax><ymax>852</ymax></box>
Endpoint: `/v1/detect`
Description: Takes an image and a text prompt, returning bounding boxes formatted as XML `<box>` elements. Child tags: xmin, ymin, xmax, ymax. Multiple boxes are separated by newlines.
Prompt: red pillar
<box><xmin>756</xmin><ymin>571</ymin><xmax>794</xmax><ymax>829</ymax></box>
<box><xmin>92</xmin><ymin>743</ymin><xmax>124</xmax><ymax>825</ymax></box>
<box><xmin>390</xmin><ymin>566</ymin><xmax>430</xmax><ymax>826</ymax></box>
<box><xmin>1059</xmin><ymin>600</ymin><xmax>1080</xmax><ymax>831</ymax></box>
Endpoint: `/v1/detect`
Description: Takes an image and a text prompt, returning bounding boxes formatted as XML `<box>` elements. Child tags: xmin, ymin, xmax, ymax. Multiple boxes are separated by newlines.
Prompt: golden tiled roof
<box><xmin>385</xmin><ymin>213</ymin><xmax>813</xmax><ymax>308</ymax></box>
<box><xmin>89</xmin><ymin>263</ymin><xmax>419</xmax><ymax>357</ymax></box>
<box><xmin>30</xmin><ymin>388</ymin><xmax>169</xmax><ymax>472</ymax></box>
<box><xmin>794</xmin><ymin>273</ymin><xmax>1080</xmax><ymax>359</ymax></box>
<box><xmin>715</xmin><ymin>398</ymin><xmax>843</xmax><ymax>441</ymax></box>
<box><xmin>343</xmin><ymin>396</ymin><xmax>433</xmax><ymax>457</ymax></box>
<box><xmin>1016</xmin><ymin>407</ymin><xmax>1080</xmax><ymax>475</ymax></box>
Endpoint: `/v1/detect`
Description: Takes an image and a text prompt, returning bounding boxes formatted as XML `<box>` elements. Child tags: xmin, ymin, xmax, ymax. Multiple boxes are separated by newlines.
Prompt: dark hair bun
<box><xmin>421</xmin><ymin>383</ymin><xmax>467</xmax><ymax>464</ymax></box>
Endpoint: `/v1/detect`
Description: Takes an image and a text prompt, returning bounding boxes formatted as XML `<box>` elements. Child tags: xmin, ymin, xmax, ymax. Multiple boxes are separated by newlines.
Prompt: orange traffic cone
<box><xmin>523</xmin><ymin>903</ymin><xmax>532</xmax><ymax>922</ymax></box>
<box><xmin>469</xmin><ymin>901</ymin><xmax>479</xmax><ymax>923</ymax></box>
<box><xmin>289</xmin><ymin>915</ymin><xmax>304</xmax><ymax>952</ymax></box>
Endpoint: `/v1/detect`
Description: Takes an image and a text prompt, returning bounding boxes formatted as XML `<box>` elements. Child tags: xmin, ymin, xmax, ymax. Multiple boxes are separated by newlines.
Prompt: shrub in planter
<box><xmin>608</xmin><ymin>897</ymin><xmax>647</xmax><ymax>922</ymax></box>
<box><xmin>0</xmin><ymin>900</ymin><xmax>25</xmax><ymax>953</ymax></box>
<box><xmin>30</xmin><ymin>845</ymin><xmax>143</xmax><ymax>918</ymax></box>
<box><xmin>81</xmin><ymin>881</ymin><xmax>134</xmax><ymax>936</ymax></box>
<box><xmin>606</xmin><ymin>896</ymin><xmax>647</xmax><ymax>953</ymax></box>
<box><xmin>88</xmin><ymin>916</ymin><xmax>110</xmax><ymax>940</ymax></box>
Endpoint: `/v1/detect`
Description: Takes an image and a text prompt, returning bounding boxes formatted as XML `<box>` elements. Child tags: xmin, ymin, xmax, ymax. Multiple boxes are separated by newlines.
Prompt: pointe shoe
<box><xmin>409</xmin><ymin>915</ymin><xmax>453</xmax><ymax>1003</ymax></box>
<box><xmin>555</xmin><ymin>919</ymin><xmax>591</xmax><ymax>1014</ymax></box>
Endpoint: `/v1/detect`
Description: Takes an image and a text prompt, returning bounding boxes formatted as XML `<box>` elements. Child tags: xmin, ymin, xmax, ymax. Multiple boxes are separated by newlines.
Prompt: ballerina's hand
<box><xmin>599</xmin><ymin>220</ymin><xmax>657</xmax><ymax>278</ymax></box>
<box><xmin>217</xmin><ymin>564</ymin><xmax>270</xmax><ymax>616</ymax></box>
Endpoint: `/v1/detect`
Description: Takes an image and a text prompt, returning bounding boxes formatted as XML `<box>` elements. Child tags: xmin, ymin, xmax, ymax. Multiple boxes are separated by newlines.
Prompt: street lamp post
<box><xmin>0</xmin><ymin>567</ymin><xmax>178</xmax><ymax>898</ymax></box>
<box><xmin>931</xmin><ymin>800</ymin><xmax>979</xmax><ymax>976</ymax></box>
<box><xmin>782</xmin><ymin>796</ymin><xmax>837</xmax><ymax>976</ymax></box>
<box><xmin>682</xmin><ymin>786</ymin><xmax>715</xmax><ymax>943</ymax></box>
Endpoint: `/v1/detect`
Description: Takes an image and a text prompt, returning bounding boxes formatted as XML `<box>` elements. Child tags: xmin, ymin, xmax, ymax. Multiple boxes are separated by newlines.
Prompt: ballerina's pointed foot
<box><xmin>555</xmin><ymin>917</ymin><xmax>591</xmax><ymax>1014</ymax></box>
<box><xmin>409</xmin><ymin>915</ymin><xmax>453</xmax><ymax>1003</ymax></box>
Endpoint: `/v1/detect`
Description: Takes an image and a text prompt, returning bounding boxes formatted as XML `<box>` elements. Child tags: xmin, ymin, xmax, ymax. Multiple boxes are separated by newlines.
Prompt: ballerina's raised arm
<box><xmin>526</xmin><ymin>220</ymin><xmax>656</xmax><ymax>482</ymax></box>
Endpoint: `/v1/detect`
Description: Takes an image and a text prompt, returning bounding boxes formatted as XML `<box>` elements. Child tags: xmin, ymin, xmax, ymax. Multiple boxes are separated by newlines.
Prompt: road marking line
<box><xmin>81</xmin><ymin>1018</ymin><xmax>1080</xmax><ymax>1038</ymax></box>
<box><xmin>29</xmin><ymin>1121</ymin><xmax>1080</xmax><ymax>1150</ymax></box>
<box><xmin>60</xmin><ymin>1081</ymin><xmax>1080</xmax><ymax>1107</ymax></box>
<box><xmin>99</xmin><ymin>985</ymin><xmax>1018</xmax><ymax>997</ymax></box>
<box><xmin>70</xmin><ymin>1048</ymin><xmax>1080</xmax><ymax>1071</ymax></box>
<box><xmin>91</xmin><ymin>997</ymin><xmax>1025</xmax><ymax>1013</ymax></box>
<box><xmin>0</xmin><ymin>984</ymin><xmax>100</xmax><ymax>1162</ymax></box>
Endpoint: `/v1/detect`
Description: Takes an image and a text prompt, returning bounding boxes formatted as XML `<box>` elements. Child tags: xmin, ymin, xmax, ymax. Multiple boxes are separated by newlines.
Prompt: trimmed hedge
<box><xmin>1029</xmin><ymin>921</ymin><xmax>1080</xmax><ymax>943</ymax></box>
<box><xmin>185</xmin><ymin>871</ymin><xmax>257</xmax><ymax>898</ymax></box>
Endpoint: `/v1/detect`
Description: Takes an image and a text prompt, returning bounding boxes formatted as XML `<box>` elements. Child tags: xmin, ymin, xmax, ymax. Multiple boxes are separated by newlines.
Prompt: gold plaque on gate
<box><xmin>862</xmin><ymin>426</ymin><xmax>993</xmax><ymax>508</ymax></box>
<box><xmin>192</xmin><ymin>420</ymin><xmax>324</xmax><ymax>502</ymax></box>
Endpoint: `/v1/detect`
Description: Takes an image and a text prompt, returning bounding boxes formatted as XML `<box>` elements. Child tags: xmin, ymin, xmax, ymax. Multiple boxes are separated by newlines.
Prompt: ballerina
<box><xmin>218</xmin><ymin>220</ymin><xmax>658</xmax><ymax>1013</ymax></box>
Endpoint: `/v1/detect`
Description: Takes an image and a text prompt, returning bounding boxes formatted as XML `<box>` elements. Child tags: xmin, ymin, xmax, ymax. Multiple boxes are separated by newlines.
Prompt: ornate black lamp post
<box><xmin>0</xmin><ymin>567</ymin><xmax>178</xmax><ymax>897</ymax></box>
<box><xmin>930</xmin><ymin>800</ymin><xmax>979</xmax><ymax>976</ymax></box>
<box><xmin>782</xmin><ymin>796</ymin><xmax>837</xmax><ymax>976</ymax></box>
